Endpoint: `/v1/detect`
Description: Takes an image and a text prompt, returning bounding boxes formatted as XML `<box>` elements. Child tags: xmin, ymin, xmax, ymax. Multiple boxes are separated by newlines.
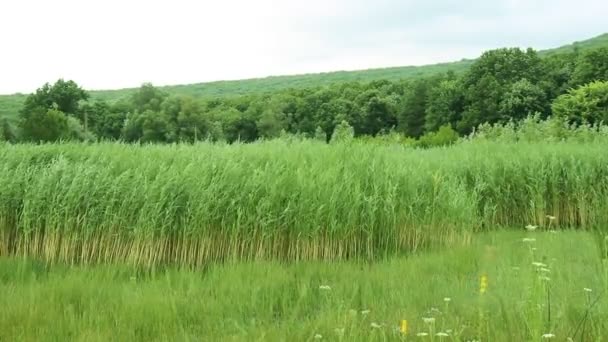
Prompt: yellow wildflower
<box><xmin>399</xmin><ymin>320</ymin><xmax>408</xmax><ymax>334</ymax></box>
<box><xmin>480</xmin><ymin>274</ymin><xmax>488</xmax><ymax>294</ymax></box>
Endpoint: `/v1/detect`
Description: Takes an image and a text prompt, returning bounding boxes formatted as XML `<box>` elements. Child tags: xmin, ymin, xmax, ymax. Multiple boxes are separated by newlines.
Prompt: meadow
<box><xmin>2</xmin><ymin>136</ymin><xmax>608</xmax><ymax>340</ymax></box>
<box><xmin>1</xmin><ymin>231</ymin><xmax>607</xmax><ymax>341</ymax></box>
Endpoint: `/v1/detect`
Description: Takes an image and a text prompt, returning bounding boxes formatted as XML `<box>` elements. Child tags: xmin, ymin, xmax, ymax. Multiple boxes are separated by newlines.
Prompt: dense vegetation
<box><xmin>1</xmin><ymin>34</ymin><xmax>608</xmax><ymax>144</ymax></box>
<box><xmin>2</xmin><ymin>119</ymin><xmax>608</xmax><ymax>266</ymax></box>
<box><xmin>2</xmin><ymin>231</ymin><xmax>607</xmax><ymax>341</ymax></box>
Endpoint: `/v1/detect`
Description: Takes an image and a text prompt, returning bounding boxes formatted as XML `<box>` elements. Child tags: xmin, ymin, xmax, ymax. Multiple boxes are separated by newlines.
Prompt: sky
<box><xmin>0</xmin><ymin>0</ymin><xmax>606</xmax><ymax>94</ymax></box>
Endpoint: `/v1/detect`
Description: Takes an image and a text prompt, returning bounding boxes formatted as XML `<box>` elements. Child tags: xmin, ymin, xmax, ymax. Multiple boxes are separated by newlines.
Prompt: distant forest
<box><xmin>1</xmin><ymin>36</ymin><xmax>608</xmax><ymax>144</ymax></box>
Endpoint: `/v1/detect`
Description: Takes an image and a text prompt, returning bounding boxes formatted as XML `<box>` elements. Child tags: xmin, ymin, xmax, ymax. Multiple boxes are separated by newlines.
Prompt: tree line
<box><xmin>2</xmin><ymin>46</ymin><xmax>608</xmax><ymax>144</ymax></box>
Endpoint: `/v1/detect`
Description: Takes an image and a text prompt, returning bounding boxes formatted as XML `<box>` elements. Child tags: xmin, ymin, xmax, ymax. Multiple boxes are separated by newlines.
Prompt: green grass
<box><xmin>1</xmin><ymin>32</ymin><xmax>607</xmax><ymax>123</ymax></box>
<box><xmin>540</xmin><ymin>33</ymin><xmax>608</xmax><ymax>57</ymax></box>
<box><xmin>1</xmin><ymin>230</ymin><xmax>607</xmax><ymax>341</ymax></box>
<box><xmin>2</xmin><ymin>140</ymin><xmax>608</xmax><ymax>267</ymax></box>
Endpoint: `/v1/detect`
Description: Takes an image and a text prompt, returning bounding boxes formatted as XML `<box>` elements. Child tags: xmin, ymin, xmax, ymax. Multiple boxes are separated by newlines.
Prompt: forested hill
<box><xmin>1</xmin><ymin>33</ymin><xmax>606</xmax><ymax>122</ymax></box>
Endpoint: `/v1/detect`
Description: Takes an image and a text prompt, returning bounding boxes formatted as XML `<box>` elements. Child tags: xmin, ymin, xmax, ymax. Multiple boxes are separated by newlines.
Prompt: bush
<box><xmin>330</xmin><ymin>120</ymin><xmax>354</xmax><ymax>144</ymax></box>
<box><xmin>552</xmin><ymin>80</ymin><xmax>608</xmax><ymax>125</ymax></box>
<box><xmin>417</xmin><ymin>125</ymin><xmax>459</xmax><ymax>148</ymax></box>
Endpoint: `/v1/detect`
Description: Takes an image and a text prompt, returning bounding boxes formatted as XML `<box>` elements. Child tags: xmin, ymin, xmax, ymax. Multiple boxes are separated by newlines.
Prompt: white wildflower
<box><xmin>422</xmin><ymin>317</ymin><xmax>436</xmax><ymax>324</ymax></box>
<box><xmin>546</xmin><ymin>215</ymin><xmax>556</xmax><ymax>221</ymax></box>
<box><xmin>542</xmin><ymin>333</ymin><xmax>555</xmax><ymax>339</ymax></box>
<box><xmin>436</xmin><ymin>332</ymin><xmax>450</xmax><ymax>337</ymax></box>
<box><xmin>532</xmin><ymin>262</ymin><xmax>547</xmax><ymax>268</ymax></box>
<box><xmin>319</xmin><ymin>285</ymin><xmax>331</xmax><ymax>291</ymax></box>
<box><xmin>370</xmin><ymin>322</ymin><xmax>382</xmax><ymax>329</ymax></box>
<box><xmin>523</xmin><ymin>238</ymin><xmax>536</xmax><ymax>243</ymax></box>
<box><xmin>416</xmin><ymin>332</ymin><xmax>429</xmax><ymax>337</ymax></box>
<box><xmin>314</xmin><ymin>334</ymin><xmax>323</xmax><ymax>339</ymax></box>
<box><xmin>444</xmin><ymin>297</ymin><xmax>451</xmax><ymax>302</ymax></box>
<box><xmin>526</xmin><ymin>224</ymin><xmax>538</xmax><ymax>231</ymax></box>
<box><xmin>361</xmin><ymin>309</ymin><xmax>370</xmax><ymax>315</ymax></box>
<box><xmin>584</xmin><ymin>288</ymin><xmax>593</xmax><ymax>293</ymax></box>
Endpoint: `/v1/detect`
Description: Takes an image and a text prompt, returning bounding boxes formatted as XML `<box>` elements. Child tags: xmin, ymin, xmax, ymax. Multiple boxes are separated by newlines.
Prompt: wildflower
<box><xmin>532</xmin><ymin>262</ymin><xmax>547</xmax><ymax>268</ymax></box>
<box><xmin>539</xmin><ymin>268</ymin><xmax>551</xmax><ymax>273</ymax></box>
<box><xmin>436</xmin><ymin>332</ymin><xmax>450</xmax><ymax>337</ymax></box>
<box><xmin>371</xmin><ymin>322</ymin><xmax>382</xmax><ymax>329</ymax></box>
<box><xmin>416</xmin><ymin>332</ymin><xmax>429</xmax><ymax>337</ymax></box>
<box><xmin>319</xmin><ymin>285</ymin><xmax>331</xmax><ymax>291</ymax></box>
<box><xmin>443</xmin><ymin>297</ymin><xmax>451</xmax><ymax>303</ymax></box>
<box><xmin>400</xmin><ymin>320</ymin><xmax>408</xmax><ymax>334</ymax></box>
<box><xmin>422</xmin><ymin>317</ymin><xmax>435</xmax><ymax>324</ymax></box>
<box><xmin>542</xmin><ymin>333</ymin><xmax>555</xmax><ymax>339</ymax></box>
<box><xmin>361</xmin><ymin>309</ymin><xmax>370</xmax><ymax>315</ymax></box>
<box><xmin>584</xmin><ymin>288</ymin><xmax>593</xmax><ymax>293</ymax></box>
<box><xmin>525</xmin><ymin>224</ymin><xmax>538</xmax><ymax>231</ymax></box>
<box><xmin>314</xmin><ymin>334</ymin><xmax>323</xmax><ymax>339</ymax></box>
<box><xmin>546</xmin><ymin>215</ymin><xmax>556</xmax><ymax>221</ymax></box>
<box><xmin>523</xmin><ymin>238</ymin><xmax>536</xmax><ymax>243</ymax></box>
<box><xmin>480</xmin><ymin>274</ymin><xmax>488</xmax><ymax>294</ymax></box>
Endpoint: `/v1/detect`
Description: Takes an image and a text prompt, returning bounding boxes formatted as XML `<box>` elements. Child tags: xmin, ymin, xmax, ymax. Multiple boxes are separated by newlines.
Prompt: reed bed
<box><xmin>1</xmin><ymin>140</ymin><xmax>607</xmax><ymax>266</ymax></box>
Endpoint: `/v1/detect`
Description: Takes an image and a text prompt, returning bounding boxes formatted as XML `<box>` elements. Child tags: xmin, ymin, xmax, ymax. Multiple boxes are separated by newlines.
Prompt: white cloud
<box><xmin>0</xmin><ymin>0</ymin><xmax>605</xmax><ymax>94</ymax></box>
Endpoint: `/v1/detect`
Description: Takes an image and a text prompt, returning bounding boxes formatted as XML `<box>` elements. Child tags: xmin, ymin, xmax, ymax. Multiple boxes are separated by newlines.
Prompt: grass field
<box><xmin>2</xmin><ymin>138</ymin><xmax>608</xmax><ymax>340</ymax></box>
<box><xmin>1</xmin><ymin>230</ymin><xmax>607</xmax><ymax>341</ymax></box>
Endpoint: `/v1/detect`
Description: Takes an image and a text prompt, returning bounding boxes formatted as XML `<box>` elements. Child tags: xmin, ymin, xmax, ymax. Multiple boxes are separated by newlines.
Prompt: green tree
<box><xmin>19</xmin><ymin>80</ymin><xmax>89</xmax><ymax>141</ymax></box>
<box><xmin>140</xmin><ymin>110</ymin><xmax>176</xmax><ymax>143</ymax></box>
<box><xmin>552</xmin><ymin>80</ymin><xmax>608</xmax><ymax>124</ymax></box>
<box><xmin>80</xmin><ymin>100</ymin><xmax>128</xmax><ymax>140</ymax></box>
<box><xmin>498</xmin><ymin>79</ymin><xmax>548</xmax><ymax>121</ymax></box>
<box><xmin>398</xmin><ymin>79</ymin><xmax>433</xmax><ymax>138</ymax></box>
<box><xmin>20</xmin><ymin>107</ymin><xmax>70</xmax><ymax>142</ymax></box>
<box><xmin>21</xmin><ymin>79</ymin><xmax>88</xmax><ymax>116</ymax></box>
<box><xmin>257</xmin><ymin>109</ymin><xmax>285</xmax><ymax>139</ymax></box>
<box><xmin>358</xmin><ymin>90</ymin><xmax>397</xmax><ymax>136</ymax></box>
<box><xmin>460</xmin><ymin>48</ymin><xmax>546</xmax><ymax>133</ymax></box>
<box><xmin>177</xmin><ymin>110</ymin><xmax>207</xmax><ymax>143</ymax></box>
<box><xmin>130</xmin><ymin>83</ymin><xmax>167</xmax><ymax>113</ymax></box>
<box><xmin>0</xmin><ymin>117</ymin><xmax>18</xmax><ymax>142</ymax></box>
<box><xmin>424</xmin><ymin>79</ymin><xmax>464</xmax><ymax>132</ymax></box>
<box><xmin>570</xmin><ymin>48</ymin><xmax>608</xmax><ymax>87</ymax></box>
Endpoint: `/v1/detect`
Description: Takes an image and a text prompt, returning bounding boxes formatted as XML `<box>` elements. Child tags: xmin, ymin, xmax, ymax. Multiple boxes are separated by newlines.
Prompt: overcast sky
<box><xmin>0</xmin><ymin>0</ymin><xmax>606</xmax><ymax>94</ymax></box>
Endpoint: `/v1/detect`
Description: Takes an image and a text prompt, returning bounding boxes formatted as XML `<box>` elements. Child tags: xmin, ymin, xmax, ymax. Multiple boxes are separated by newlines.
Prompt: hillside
<box><xmin>1</xmin><ymin>33</ymin><xmax>607</xmax><ymax>123</ymax></box>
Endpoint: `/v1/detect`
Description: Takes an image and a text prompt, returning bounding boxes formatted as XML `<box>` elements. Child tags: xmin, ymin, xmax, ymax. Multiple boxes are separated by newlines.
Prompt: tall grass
<box><xmin>1</xmin><ymin>140</ymin><xmax>608</xmax><ymax>266</ymax></box>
